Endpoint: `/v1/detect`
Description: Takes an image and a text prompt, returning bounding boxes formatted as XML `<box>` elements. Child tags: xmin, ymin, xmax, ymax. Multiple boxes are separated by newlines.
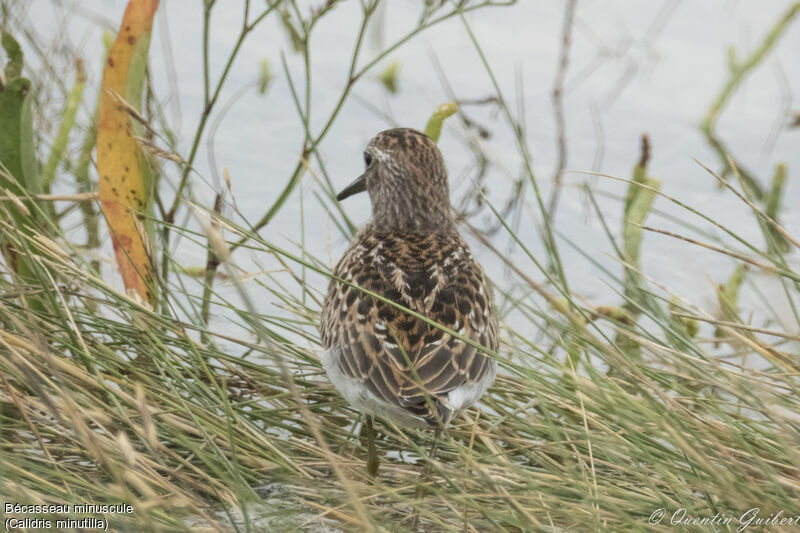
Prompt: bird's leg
<box><xmin>365</xmin><ymin>415</ymin><xmax>379</xmax><ymax>477</ymax></box>
<box><xmin>426</xmin><ymin>425</ymin><xmax>443</xmax><ymax>467</ymax></box>
<box><xmin>411</xmin><ymin>424</ymin><xmax>443</xmax><ymax>529</ymax></box>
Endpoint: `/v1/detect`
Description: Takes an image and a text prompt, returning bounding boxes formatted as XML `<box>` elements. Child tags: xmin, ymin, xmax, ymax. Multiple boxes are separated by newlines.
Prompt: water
<box><xmin>19</xmin><ymin>0</ymin><xmax>800</xmax><ymax>336</ymax></box>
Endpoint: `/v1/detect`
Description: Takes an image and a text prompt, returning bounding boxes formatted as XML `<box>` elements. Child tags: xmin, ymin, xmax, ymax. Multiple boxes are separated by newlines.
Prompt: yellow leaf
<box><xmin>97</xmin><ymin>0</ymin><xmax>159</xmax><ymax>304</ymax></box>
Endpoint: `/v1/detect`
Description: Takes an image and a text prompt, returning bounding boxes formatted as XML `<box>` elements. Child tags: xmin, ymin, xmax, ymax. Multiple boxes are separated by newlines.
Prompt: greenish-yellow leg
<box><xmin>366</xmin><ymin>415</ymin><xmax>379</xmax><ymax>477</ymax></box>
<box><xmin>411</xmin><ymin>425</ymin><xmax>443</xmax><ymax>529</ymax></box>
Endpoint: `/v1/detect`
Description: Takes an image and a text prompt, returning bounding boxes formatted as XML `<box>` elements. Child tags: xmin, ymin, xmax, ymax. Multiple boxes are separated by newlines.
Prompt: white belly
<box><xmin>320</xmin><ymin>347</ymin><xmax>496</xmax><ymax>428</ymax></box>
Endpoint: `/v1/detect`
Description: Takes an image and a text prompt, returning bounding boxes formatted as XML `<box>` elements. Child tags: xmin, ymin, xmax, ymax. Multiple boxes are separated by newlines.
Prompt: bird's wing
<box><xmin>321</xmin><ymin>229</ymin><xmax>497</xmax><ymax>425</ymax></box>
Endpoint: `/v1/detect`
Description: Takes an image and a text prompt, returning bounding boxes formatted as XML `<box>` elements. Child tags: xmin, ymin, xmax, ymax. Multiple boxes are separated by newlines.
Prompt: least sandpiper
<box><xmin>320</xmin><ymin>128</ymin><xmax>498</xmax><ymax>476</ymax></box>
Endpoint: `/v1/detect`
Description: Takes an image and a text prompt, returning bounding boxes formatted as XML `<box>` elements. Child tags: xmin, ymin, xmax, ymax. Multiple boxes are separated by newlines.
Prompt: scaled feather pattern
<box><xmin>321</xmin><ymin>128</ymin><xmax>498</xmax><ymax>427</ymax></box>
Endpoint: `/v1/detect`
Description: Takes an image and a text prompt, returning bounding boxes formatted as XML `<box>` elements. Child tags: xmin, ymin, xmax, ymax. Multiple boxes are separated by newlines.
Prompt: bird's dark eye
<box><xmin>364</xmin><ymin>152</ymin><xmax>373</xmax><ymax>167</ymax></box>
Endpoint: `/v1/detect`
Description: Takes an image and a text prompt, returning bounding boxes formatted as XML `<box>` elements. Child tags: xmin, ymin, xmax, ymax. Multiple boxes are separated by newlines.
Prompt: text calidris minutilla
<box><xmin>320</xmin><ymin>128</ymin><xmax>498</xmax><ymax>477</ymax></box>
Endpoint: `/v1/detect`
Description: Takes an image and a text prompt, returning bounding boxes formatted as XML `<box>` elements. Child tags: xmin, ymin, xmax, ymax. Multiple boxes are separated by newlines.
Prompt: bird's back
<box><xmin>321</xmin><ymin>223</ymin><xmax>498</xmax><ymax>426</ymax></box>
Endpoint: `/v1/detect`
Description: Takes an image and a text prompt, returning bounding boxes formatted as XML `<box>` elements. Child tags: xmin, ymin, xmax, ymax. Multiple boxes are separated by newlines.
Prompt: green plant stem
<box><xmin>459</xmin><ymin>11</ymin><xmax>570</xmax><ymax>296</ymax></box>
<box><xmin>43</xmin><ymin>61</ymin><xmax>86</xmax><ymax>192</ymax></box>
<box><xmin>160</xmin><ymin>0</ymin><xmax>279</xmax><ymax>294</ymax></box>
<box><xmin>700</xmin><ymin>2</ymin><xmax>800</xmax><ymax>199</ymax></box>
<box><xmin>231</xmin><ymin>1</ymin><xmax>514</xmax><ymax>251</ymax></box>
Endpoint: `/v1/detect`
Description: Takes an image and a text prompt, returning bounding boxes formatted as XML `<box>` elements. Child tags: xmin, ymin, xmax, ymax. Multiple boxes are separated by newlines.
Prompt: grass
<box><xmin>2</xmin><ymin>1</ymin><xmax>800</xmax><ymax>531</ymax></box>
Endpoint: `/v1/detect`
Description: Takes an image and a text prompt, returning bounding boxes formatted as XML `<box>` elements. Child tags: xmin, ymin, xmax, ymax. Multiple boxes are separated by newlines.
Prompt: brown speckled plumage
<box><xmin>321</xmin><ymin>128</ymin><xmax>498</xmax><ymax>427</ymax></box>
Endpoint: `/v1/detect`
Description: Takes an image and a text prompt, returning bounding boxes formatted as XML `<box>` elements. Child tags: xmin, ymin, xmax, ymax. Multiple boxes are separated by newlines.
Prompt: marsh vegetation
<box><xmin>1</xmin><ymin>1</ymin><xmax>799</xmax><ymax>531</ymax></box>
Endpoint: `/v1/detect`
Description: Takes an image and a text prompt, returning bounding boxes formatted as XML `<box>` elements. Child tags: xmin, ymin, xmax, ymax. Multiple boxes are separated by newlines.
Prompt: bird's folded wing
<box><xmin>321</xmin><ymin>230</ymin><xmax>497</xmax><ymax>423</ymax></box>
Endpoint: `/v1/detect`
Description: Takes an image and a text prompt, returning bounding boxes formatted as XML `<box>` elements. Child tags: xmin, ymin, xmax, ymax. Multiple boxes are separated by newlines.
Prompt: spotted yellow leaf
<box><xmin>97</xmin><ymin>0</ymin><xmax>159</xmax><ymax>304</ymax></box>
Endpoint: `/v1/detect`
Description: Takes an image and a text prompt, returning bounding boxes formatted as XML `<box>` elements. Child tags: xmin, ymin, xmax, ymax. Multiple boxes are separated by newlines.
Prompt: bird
<box><xmin>320</xmin><ymin>127</ymin><xmax>498</xmax><ymax>477</ymax></box>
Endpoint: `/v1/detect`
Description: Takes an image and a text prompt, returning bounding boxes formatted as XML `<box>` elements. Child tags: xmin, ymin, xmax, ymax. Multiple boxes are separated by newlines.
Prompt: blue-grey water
<box><xmin>19</xmin><ymin>0</ymin><xmax>800</xmax><ymax>340</ymax></box>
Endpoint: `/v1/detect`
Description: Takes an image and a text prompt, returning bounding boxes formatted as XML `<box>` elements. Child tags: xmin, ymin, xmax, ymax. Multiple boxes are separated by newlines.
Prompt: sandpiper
<box><xmin>320</xmin><ymin>128</ymin><xmax>498</xmax><ymax>476</ymax></box>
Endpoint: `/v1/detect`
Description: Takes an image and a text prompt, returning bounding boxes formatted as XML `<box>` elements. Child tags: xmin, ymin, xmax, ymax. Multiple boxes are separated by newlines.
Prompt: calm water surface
<box><xmin>22</xmin><ymin>0</ymin><xmax>800</xmax><ymax>339</ymax></box>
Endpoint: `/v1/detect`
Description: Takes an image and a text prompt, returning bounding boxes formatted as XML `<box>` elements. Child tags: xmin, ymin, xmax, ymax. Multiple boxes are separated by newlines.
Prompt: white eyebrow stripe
<box><xmin>370</xmin><ymin>147</ymin><xmax>392</xmax><ymax>163</ymax></box>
